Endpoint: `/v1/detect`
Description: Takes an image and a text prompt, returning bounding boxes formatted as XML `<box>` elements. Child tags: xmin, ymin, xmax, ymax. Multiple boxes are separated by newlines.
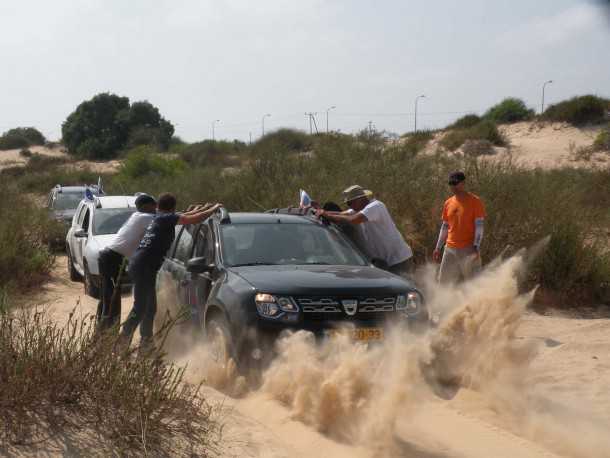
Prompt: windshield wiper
<box><xmin>231</xmin><ymin>262</ymin><xmax>279</xmax><ymax>267</ymax></box>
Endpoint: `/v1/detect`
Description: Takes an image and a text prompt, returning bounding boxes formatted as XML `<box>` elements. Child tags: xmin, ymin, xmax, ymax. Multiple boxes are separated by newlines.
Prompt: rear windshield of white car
<box><xmin>93</xmin><ymin>208</ymin><xmax>136</xmax><ymax>235</ymax></box>
<box><xmin>54</xmin><ymin>192</ymin><xmax>84</xmax><ymax>210</ymax></box>
<box><xmin>220</xmin><ymin>223</ymin><xmax>368</xmax><ymax>267</ymax></box>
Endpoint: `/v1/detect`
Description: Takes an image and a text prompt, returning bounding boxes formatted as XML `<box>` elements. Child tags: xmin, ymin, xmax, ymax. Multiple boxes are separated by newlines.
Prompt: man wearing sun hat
<box><xmin>316</xmin><ymin>185</ymin><xmax>413</xmax><ymax>276</ymax></box>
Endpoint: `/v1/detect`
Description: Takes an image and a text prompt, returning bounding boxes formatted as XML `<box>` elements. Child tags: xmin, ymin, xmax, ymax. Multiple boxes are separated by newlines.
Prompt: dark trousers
<box><xmin>97</xmin><ymin>248</ymin><xmax>124</xmax><ymax>330</ymax></box>
<box><xmin>120</xmin><ymin>264</ymin><xmax>158</xmax><ymax>345</ymax></box>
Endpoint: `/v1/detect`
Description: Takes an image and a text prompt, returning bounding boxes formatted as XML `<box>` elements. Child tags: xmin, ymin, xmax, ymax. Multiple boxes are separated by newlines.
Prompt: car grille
<box><xmin>296</xmin><ymin>296</ymin><xmax>396</xmax><ymax>320</ymax></box>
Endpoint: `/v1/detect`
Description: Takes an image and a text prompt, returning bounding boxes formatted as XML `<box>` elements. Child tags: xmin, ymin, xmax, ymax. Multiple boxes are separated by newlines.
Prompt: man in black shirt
<box><xmin>120</xmin><ymin>193</ymin><xmax>222</xmax><ymax>351</ymax></box>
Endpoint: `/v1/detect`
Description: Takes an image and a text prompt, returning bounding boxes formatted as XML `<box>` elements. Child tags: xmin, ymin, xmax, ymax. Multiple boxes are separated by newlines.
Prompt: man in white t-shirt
<box><xmin>97</xmin><ymin>193</ymin><xmax>157</xmax><ymax>331</ymax></box>
<box><xmin>316</xmin><ymin>185</ymin><xmax>413</xmax><ymax>276</ymax></box>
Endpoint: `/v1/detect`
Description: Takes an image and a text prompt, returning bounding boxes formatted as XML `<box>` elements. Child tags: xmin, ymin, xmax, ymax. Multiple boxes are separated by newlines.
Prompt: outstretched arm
<box><xmin>316</xmin><ymin>209</ymin><xmax>367</xmax><ymax>225</ymax></box>
<box><xmin>178</xmin><ymin>203</ymin><xmax>222</xmax><ymax>225</ymax></box>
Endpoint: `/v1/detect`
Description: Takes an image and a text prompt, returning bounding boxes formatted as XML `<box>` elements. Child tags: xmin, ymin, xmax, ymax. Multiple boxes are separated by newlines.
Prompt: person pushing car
<box><xmin>433</xmin><ymin>171</ymin><xmax>486</xmax><ymax>283</ymax></box>
<box><xmin>119</xmin><ymin>193</ymin><xmax>222</xmax><ymax>352</ymax></box>
<box><xmin>97</xmin><ymin>193</ymin><xmax>157</xmax><ymax>331</ymax></box>
<box><xmin>316</xmin><ymin>185</ymin><xmax>413</xmax><ymax>277</ymax></box>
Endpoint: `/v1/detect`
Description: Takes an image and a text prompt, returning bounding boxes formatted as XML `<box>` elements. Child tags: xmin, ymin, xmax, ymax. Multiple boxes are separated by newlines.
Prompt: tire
<box><xmin>84</xmin><ymin>263</ymin><xmax>101</xmax><ymax>299</ymax></box>
<box><xmin>67</xmin><ymin>250</ymin><xmax>82</xmax><ymax>282</ymax></box>
<box><xmin>205</xmin><ymin>314</ymin><xmax>235</xmax><ymax>366</ymax></box>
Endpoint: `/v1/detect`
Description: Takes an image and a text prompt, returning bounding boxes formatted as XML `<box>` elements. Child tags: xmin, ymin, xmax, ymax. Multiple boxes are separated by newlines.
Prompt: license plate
<box><xmin>328</xmin><ymin>327</ymin><xmax>384</xmax><ymax>342</ymax></box>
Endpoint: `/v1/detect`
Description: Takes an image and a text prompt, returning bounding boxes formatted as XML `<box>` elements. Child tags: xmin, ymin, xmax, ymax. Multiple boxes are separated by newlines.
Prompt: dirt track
<box><xmin>33</xmin><ymin>255</ymin><xmax>610</xmax><ymax>458</ymax></box>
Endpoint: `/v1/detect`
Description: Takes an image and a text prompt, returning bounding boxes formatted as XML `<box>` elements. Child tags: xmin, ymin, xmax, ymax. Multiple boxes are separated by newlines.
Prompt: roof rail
<box><xmin>265</xmin><ymin>207</ymin><xmax>316</xmax><ymax>217</ymax></box>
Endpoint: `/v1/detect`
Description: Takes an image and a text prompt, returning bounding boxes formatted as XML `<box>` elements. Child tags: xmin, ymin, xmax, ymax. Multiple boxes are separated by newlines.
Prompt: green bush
<box><xmin>252</xmin><ymin>128</ymin><xmax>313</xmax><ymax>154</ymax></box>
<box><xmin>449</xmin><ymin>114</ymin><xmax>481</xmax><ymax>129</ymax></box>
<box><xmin>116</xmin><ymin>146</ymin><xmax>187</xmax><ymax>181</ymax></box>
<box><xmin>400</xmin><ymin>130</ymin><xmax>434</xmax><ymax>156</ymax></box>
<box><xmin>440</xmin><ymin>120</ymin><xmax>506</xmax><ymax>151</ymax></box>
<box><xmin>19</xmin><ymin>148</ymin><xmax>32</xmax><ymax>158</ymax></box>
<box><xmin>61</xmin><ymin>94</ymin><xmax>175</xmax><ymax>159</ymax></box>
<box><xmin>484</xmin><ymin>98</ymin><xmax>534</xmax><ymax>124</ymax></box>
<box><xmin>178</xmin><ymin>139</ymin><xmax>248</xmax><ymax>167</ymax></box>
<box><xmin>0</xmin><ymin>127</ymin><xmax>46</xmax><ymax>150</ymax></box>
<box><xmin>0</xmin><ymin>183</ymin><xmax>55</xmax><ymax>291</ymax></box>
<box><xmin>593</xmin><ymin>125</ymin><xmax>610</xmax><ymax>151</ymax></box>
<box><xmin>542</xmin><ymin>95</ymin><xmax>609</xmax><ymax>126</ymax></box>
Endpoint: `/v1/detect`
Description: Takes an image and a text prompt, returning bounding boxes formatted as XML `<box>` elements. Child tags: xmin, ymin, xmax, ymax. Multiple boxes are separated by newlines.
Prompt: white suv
<box><xmin>66</xmin><ymin>195</ymin><xmax>137</xmax><ymax>298</ymax></box>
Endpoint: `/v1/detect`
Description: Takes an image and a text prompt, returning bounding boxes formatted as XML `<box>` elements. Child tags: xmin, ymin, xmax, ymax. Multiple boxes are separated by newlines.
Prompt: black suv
<box><xmin>158</xmin><ymin>209</ymin><xmax>426</xmax><ymax>367</ymax></box>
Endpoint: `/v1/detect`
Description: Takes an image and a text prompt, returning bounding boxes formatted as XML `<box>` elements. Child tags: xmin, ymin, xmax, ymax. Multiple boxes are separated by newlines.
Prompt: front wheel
<box><xmin>206</xmin><ymin>315</ymin><xmax>235</xmax><ymax>365</ymax></box>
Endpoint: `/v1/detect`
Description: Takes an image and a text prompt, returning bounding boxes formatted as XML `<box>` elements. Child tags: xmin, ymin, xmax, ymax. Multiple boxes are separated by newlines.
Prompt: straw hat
<box><xmin>342</xmin><ymin>185</ymin><xmax>373</xmax><ymax>203</ymax></box>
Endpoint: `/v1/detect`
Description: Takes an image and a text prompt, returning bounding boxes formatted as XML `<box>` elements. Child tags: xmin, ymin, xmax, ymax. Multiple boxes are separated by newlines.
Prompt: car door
<box><xmin>190</xmin><ymin>222</ymin><xmax>215</xmax><ymax>326</ymax></box>
<box><xmin>74</xmin><ymin>206</ymin><xmax>91</xmax><ymax>271</ymax></box>
<box><xmin>161</xmin><ymin>225</ymin><xmax>195</xmax><ymax>320</ymax></box>
<box><xmin>67</xmin><ymin>202</ymin><xmax>84</xmax><ymax>261</ymax></box>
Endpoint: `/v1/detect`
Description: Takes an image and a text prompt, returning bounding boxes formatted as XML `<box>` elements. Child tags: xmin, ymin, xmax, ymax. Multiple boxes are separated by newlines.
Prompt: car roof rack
<box><xmin>266</xmin><ymin>207</ymin><xmax>316</xmax><ymax>217</ymax></box>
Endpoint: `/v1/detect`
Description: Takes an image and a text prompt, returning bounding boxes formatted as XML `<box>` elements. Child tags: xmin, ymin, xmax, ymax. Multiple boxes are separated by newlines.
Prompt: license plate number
<box><xmin>329</xmin><ymin>327</ymin><xmax>384</xmax><ymax>341</ymax></box>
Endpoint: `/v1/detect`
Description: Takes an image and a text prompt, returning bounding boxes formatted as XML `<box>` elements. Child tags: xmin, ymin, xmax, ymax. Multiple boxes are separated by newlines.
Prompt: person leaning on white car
<box><xmin>97</xmin><ymin>194</ymin><xmax>157</xmax><ymax>331</ymax></box>
<box><xmin>315</xmin><ymin>185</ymin><xmax>414</xmax><ymax>277</ymax></box>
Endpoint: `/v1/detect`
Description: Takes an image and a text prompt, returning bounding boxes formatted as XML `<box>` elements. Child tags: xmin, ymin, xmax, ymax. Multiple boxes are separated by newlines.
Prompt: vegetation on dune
<box><xmin>176</xmin><ymin>139</ymin><xmax>248</xmax><ymax>168</ymax></box>
<box><xmin>61</xmin><ymin>93</ymin><xmax>175</xmax><ymax>159</ymax></box>
<box><xmin>440</xmin><ymin>119</ymin><xmax>506</xmax><ymax>151</ymax></box>
<box><xmin>593</xmin><ymin>124</ymin><xmax>610</xmax><ymax>151</ymax></box>
<box><xmin>0</xmin><ymin>127</ymin><xmax>46</xmax><ymax>150</ymax></box>
<box><xmin>449</xmin><ymin>114</ymin><xmax>482</xmax><ymax>130</ymax></box>
<box><xmin>542</xmin><ymin>95</ymin><xmax>610</xmax><ymax>126</ymax></box>
<box><xmin>0</xmin><ymin>309</ymin><xmax>220</xmax><ymax>455</ymax></box>
<box><xmin>484</xmin><ymin>98</ymin><xmax>535</xmax><ymax>124</ymax></box>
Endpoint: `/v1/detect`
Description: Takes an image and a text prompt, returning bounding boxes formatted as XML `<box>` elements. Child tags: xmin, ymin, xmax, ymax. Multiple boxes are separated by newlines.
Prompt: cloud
<box><xmin>498</xmin><ymin>3</ymin><xmax>606</xmax><ymax>51</ymax></box>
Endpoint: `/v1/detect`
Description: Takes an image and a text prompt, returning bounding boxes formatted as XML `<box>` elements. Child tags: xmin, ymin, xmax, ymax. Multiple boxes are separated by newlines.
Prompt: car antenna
<box><xmin>246</xmin><ymin>195</ymin><xmax>266</xmax><ymax>211</ymax></box>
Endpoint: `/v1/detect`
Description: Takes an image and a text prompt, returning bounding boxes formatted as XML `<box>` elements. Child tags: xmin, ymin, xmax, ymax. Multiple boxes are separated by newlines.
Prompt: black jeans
<box><xmin>97</xmin><ymin>248</ymin><xmax>124</xmax><ymax>330</ymax></box>
<box><xmin>120</xmin><ymin>264</ymin><xmax>158</xmax><ymax>345</ymax></box>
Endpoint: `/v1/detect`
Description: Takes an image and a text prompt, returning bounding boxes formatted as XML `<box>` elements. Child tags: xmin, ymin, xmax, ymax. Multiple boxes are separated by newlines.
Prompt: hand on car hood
<box><xmin>229</xmin><ymin>264</ymin><xmax>414</xmax><ymax>296</ymax></box>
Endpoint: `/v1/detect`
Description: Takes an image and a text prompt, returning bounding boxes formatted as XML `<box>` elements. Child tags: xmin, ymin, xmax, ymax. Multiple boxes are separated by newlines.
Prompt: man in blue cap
<box><xmin>97</xmin><ymin>193</ymin><xmax>157</xmax><ymax>331</ymax></box>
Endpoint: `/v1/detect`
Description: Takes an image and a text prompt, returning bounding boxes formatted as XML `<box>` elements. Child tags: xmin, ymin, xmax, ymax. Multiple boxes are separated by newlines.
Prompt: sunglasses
<box><xmin>448</xmin><ymin>181</ymin><xmax>460</xmax><ymax>186</ymax></box>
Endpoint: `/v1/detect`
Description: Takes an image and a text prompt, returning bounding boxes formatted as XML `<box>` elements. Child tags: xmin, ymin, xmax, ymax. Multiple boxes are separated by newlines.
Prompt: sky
<box><xmin>1</xmin><ymin>0</ymin><xmax>609</xmax><ymax>142</ymax></box>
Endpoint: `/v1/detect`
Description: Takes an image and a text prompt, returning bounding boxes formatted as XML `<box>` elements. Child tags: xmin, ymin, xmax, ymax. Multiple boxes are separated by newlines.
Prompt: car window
<box><xmin>220</xmin><ymin>223</ymin><xmax>368</xmax><ymax>267</ymax></box>
<box><xmin>75</xmin><ymin>204</ymin><xmax>86</xmax><ymax>226</ymax></box>
<box><xmin>174</xmin><ymin>226</ymin><xmax>194</xmax><ymax>263</ymax></box>
<box><xmin>54</xmin><ymin>192</ymin><xmax>84</xmax><ymax>211</ymax></box>
<box><xmin>81</xmin><ymin>208</ymin><xmax>90</xmax><ymax>231</ymax></box>
<box><xmin>194</xmin><ymin>224</ymin><xmax>213</xmax><ymax>261</ymax></box>
<box><xmin>93</xmin><ymin>208</ymin><xmax>136</xmax><ymax>235</ymax></box>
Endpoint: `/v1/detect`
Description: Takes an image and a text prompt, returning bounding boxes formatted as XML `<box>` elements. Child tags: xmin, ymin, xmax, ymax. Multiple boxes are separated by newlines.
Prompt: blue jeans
<box><xmin>120</xmin><ymin>264</ymin><xmax>157</xmax><ymax>344</ymax></box>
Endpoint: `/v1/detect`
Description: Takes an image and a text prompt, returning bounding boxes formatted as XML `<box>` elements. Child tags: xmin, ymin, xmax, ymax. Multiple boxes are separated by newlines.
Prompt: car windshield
<box><xmin>53</xmin><ymin>192</ymin><xmax>84</xmax><ymax>211</ymax></box>
<box><xmin>220</xmin><ymin>223</ymin><xmax>368</xmax><ymax>267</ymax></box>
<box><xmin>93</xmin><ymin>208</ymin><xmax>135</xmax><ymax>235</ymax></box>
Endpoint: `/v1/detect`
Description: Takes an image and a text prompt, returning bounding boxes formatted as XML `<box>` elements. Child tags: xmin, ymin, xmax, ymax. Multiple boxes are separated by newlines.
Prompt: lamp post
<box><xmin>541</xmin><ymin>80</ymin><xmax>553</xmax><ymax>114</ymax></box>
<box><xmin>261</xmin><ymin>113</ymin><xmax>271</xmax><ymax>137</ymax></box>
<box><xmin>211</xmin><ymin>119</ymin><xmax>220</xmax><ymax>141</ymax></box>
<box><xmin>414</xmin><ymin>94</ymin><xmax>425</xmax><ymax>132</ymax></box>
<box><xmin>326</xmin><ymin>106</ymin><xmax>336</xmax><ymax>133</ymax></box>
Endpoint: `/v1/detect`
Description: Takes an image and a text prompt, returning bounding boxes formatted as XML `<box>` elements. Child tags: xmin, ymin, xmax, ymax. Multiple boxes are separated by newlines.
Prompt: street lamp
<box><xmin>261</xmin><ymin>113</ymin><xmax>271</xmax><ymax>137</ymax></box>
<box><xmin>211</xmin><ymin>119</ymin><xmax>220</xmax><ymax>141</ymax></box>
<box><xmin>541</xmin><ymin>80</ymin><xmax>553</xmax><ymax>114</ymax></box>
<box><xmin>326</xmin><ymin>106</ymin><xmax>336</xmax><ymax>133</ymax></box>
<box><xmin>414</xmin><ymin>94</ymin><xmax>425</xmax><ymax>132</ymax></box>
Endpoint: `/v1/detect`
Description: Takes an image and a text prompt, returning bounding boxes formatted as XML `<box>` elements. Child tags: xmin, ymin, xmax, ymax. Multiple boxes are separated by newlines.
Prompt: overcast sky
<box><xmin>1</xmin><ymin>0</ymin><xmax>609</xmax><ymax>142</ymax></box>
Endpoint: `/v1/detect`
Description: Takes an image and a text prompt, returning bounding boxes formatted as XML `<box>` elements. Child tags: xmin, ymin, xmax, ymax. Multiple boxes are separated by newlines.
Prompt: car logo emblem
<box><xmin>342</xmin><ymin>299</ymin><xmax>358</xmax><ymax>316</ymax></box>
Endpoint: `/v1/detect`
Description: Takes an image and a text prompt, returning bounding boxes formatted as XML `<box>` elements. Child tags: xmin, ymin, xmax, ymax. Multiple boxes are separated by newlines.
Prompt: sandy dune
<box><xmin>21</xmin><ymin>255</ymin><xmax>609</xmax><ymax>458</ymax></box>
<box><xmin>0</xmin><ymin>145</ymin><xmax>121</xmax><ymax>173</ymax></box>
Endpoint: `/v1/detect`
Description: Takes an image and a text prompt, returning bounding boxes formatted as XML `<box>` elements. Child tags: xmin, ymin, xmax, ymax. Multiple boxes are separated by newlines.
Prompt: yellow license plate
<box><xmin>329</xmin><ymin>327</ymin><xmax>384</xmax><ymax>341</ymax></box>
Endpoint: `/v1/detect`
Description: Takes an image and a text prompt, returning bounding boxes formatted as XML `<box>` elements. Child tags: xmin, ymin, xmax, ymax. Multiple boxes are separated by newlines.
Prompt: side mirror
<box><xmin>74</xmin><ymin>229</ymin><xmax>88</xmax><ymax>238</ymax></box>
<box><xmin>187</xmin><ymin>257</ymin><xmax>215</xmax><ymax>274</ymax></box>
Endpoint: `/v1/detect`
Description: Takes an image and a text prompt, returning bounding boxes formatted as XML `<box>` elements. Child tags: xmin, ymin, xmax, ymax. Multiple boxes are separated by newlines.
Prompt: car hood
<box><xmin>229</xmin><ymin>265</ymin><xmax>414</xmax><ymax>296</ymax></box>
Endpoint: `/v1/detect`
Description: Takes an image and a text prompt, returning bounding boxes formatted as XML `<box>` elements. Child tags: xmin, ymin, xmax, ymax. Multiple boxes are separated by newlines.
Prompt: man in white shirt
<box><xmin>97</xmin><ymin>193</ymin><xmax>157</xmax><ymax>331</ymax></box>
<box><xmin>316</xmin><ymin>185</ymin><xmax>413</xmax><ymax>276</ymax></box>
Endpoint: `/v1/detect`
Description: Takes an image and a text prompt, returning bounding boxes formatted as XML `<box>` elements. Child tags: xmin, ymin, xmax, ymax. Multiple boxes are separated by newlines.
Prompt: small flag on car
<box><xmin>299</xmin><ymin>189</ymin><xmax>312</xmax><ymax>208</ymax></box>
<box><xmin>85</xmin><ymin>187</ymin><xmax>95</xmax><ymax>201</ymax></box>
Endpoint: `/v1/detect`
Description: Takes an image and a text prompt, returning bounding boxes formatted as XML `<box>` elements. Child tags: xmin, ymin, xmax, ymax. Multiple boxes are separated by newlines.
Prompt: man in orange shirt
<box><xmin>432</xmin><ymin>171</ymin><xmax>486</xmax><ymax>284</ymax></box>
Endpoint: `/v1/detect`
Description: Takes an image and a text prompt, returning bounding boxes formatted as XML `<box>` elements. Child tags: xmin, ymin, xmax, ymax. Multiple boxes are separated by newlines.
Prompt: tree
<box><xmin>0</xmin><ymin>127</ymin><xmax>46</xmax><ymax>150</ymax></box>
<box><xmin>484</xmin><ymin>98</ymin><xmax>534</xmax><ymax>124</ymax></box>
<box><xmin>61</xmin><ymin>93</ymin><xmax>175</xmax><ymax>159</ymax></box>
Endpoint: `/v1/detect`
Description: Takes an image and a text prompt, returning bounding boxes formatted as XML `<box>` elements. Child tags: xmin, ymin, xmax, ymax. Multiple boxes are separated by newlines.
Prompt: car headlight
<box><xmin>396</xmin><ymin>292</ymin><xmax>422</xmax><ymax>316</ymax></box>
<box><xmin>255</xmin><ymin>293</ymin><xmax>299</xmax><ymax>320</ymax></box>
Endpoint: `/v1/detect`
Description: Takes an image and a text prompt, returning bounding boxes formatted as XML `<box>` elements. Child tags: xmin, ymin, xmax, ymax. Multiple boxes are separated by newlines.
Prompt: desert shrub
<box><xmin>440</xmin><ymin>120</ymin><xmax>506</xmax><ymax>151</ymax></box>
<box><xmin>593</xmin><ymin>125</ymin><xmax>610</xmax><ymax>151</ymax></box>
<box><xmin>18</xmin><ymin>148</ymin><xmax>32</xmax><ymax>158</ymax></box>
<box><xmin>449</xmin><ymin>114</ymin><xmax>481</xmax><ymax>129</ymax></box>
<box><xmin>0</xmin><ymin>309</ymin><xmax>219</xmax><ymax>455</ymax></box>
<box><xmin>62</xmin><ymin>94</ymin><xmax>175</xmax><ymax>159</ymax></box>
<box><xmin>484</xmin><ymin>98</ymin><xmax>534</xmax><ymax>124</ymax></box>
<box><xmin>116</xmin><ymin>146</ymin><xmax>187</xmax><ymax>181</ymax></box>
<box><xmin>461</xmin><ymin>139</ymin><xmax>495</xmax><ymax>156</ymax></box>
<box><xmin>0</xmin><ymin>127</ymin><xmax>46</xmax><ymax>150</ymax></box>
<box><xmin>178</xmin><ymin>140</ymin><xmax>248</xmax><ymax>167</ymax></box>
<box><xmin>542</xmin><ymin>95</ymin><xmax>609</xmax><ymax>126</ymax></box>
<box><xmin>400</xmin><ymin>130</ymin><xmax>434</xmax><ymax>156</ymax></box>
<box><xmin>252</xmin><ymin>128</ymin><xmax>313</xmax><ymax>154</ymax></box>
<box><xmin>0</xmin><ymin>183</ymin><xmax>55</xmax><ymax>291</ymax></box>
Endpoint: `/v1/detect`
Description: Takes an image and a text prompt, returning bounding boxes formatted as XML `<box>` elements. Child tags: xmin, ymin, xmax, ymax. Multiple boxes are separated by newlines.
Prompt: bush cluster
<box><xmin>61</xmin><ymin>93</ymin><xmax>175</xmax><ymax>159</ymax></box>
<box><xmin>177</xmin><ymin>139</ymin><xmax>248</xmax><ymax>167</ymax></box>
<box><xmin>593</xmin><ymin>124</ymin><xmax>610</xmax><ymax>151</ymax></box>
<box><xmin>542</xmin><ymin>95</ymin><xmax>609</xmax><ymax>126</ymax></box>
<box><xmin>484</xmin><ymin>98</ymin><xmax>535</xmax><ymax>124</ymax></box>
<box><xmin>116</xmin><ymin>146</ymin><xmax>187</xmax><ymax>181</ymax></box>
<box><xmin>0</xmin><ymin>127</ymin><xmax>46</xmax><ymax>150</ymax></box>
<box><xmin>0</xmin><ymin>309</ymin><xmax>219</xmax><ymax>455</ymax></box>
<box><xmin>440</xmin><ymin>120</ymin><xmax>506</xmax><ymax>151</ymax></box>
